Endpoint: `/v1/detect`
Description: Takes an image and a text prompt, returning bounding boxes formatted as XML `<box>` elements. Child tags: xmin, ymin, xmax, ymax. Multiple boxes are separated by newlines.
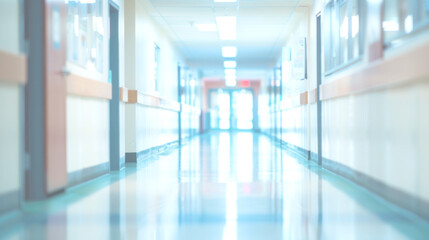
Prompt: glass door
<box><xmin>209</xmin><ymin>89</ymin><xmax>254</xmax><ymax>130</ymax></box>
<box><xmin>210</xmin><ymin>89</ymin><xmax>231</xmax><ymax>130</ymax></box>
<box><xmin>231</xmin><ymin>89</ymin><xmax>254</xmax><ymax>130</ymax></box>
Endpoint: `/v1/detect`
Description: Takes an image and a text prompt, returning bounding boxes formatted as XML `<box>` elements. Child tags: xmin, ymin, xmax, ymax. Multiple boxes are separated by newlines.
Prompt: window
<box><xmin>324</xmin><ymin>0</ymin><xmax>364</xmax><ymax>74</ymax></box>
<box><xmin>66</xmin><ymin>0</ymin><xmax>104</xmax><ymax>72</ymax></box>
<box><xmin>179</xmin><ymin>66</ymin><xmax>186</xmax><ymax>103</ymax></box>
<box><xmin>154</xmin><ymin>44</ymin><xmax>160</xmax><ymax>92</ymax></box>
<box><xmin>383</xmin><ymin>0</ymin><xmax>429</xmax><ymax>45</ymax></box>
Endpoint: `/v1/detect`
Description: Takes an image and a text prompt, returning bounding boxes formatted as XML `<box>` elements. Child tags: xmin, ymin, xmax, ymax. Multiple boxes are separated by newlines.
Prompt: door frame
<box><xmin>109</xmin><ymin>0</ymin><xmax>121</xmax><ymax>171</ymax></box>
<box><xmin>316</xmin><ymin>12</ymin><xmax>323</xmax><ymax>166</ymax></box>
<box><xmin>19</xmin><ymin>0</ymin><xmax>27</xmax><ymax>208</ymax></box>
<box><xmin>208</xmin><ymin>88</ymin><xmax>255</xmax><ymax>131</ymax></box>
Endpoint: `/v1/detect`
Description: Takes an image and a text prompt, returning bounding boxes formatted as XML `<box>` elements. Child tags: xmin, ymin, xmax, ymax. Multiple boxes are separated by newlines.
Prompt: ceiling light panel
<box><xmin>225</xmin><ymin>69</ymin><xmax>236</xmax><ymax>76</ymax></box>
<box><xmin>225</xmin><ymin>80</ymin><xmax>237</xmax><ymax>87</ymax></box>
<box><xmin>225</xmin><ymin>75</ymin><xmax>236</xmax><ymax>81</ymax></box>
<box><xmin>222</xmin><ymin>46</ymin><xmax>237</xmax><ymax>57</ymax></box>
<box><xmin>214</xmin><ymin>0</ymin><xmax>237</xmax><ymax>2</ymax></box>
<box><xmin>224</xmin><ymin>60</ymin><xmax>237</xmax><ymax>68</ymax></box>
<box><xmin>195</xmin><ymin>24</ymin><xmax>218</xmax><ymax>32</ymax></box>
<box><xmin>216</xmin><ymin>16</ymin><xmax>237</xmax><ymax>40</ymax></box>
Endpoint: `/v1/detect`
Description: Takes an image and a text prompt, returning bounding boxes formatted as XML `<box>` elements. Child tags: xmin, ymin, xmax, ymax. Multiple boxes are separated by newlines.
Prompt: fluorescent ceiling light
<box><xmin>214</xmin><ymin>0</ymin><xmax>237</xmax><ymax>2</ymax></box>
<box><xmin>195</xmin><ymin>24</ymin><xmax>217</xmax><ymax>32</ymax></box>
<box><xmin>216</xmin><ymin>16</ymin><xmax>236</xmax><ymax>40</ymax></box>
<box><xmin>225</xmin><ymin>75</ymin><xmax>236</xmax><ymax>81</ymax></box>
<box><xmin>225</xmin><ymin>80</ymin><xmax>237</xmax><ymax>87</ymax></box>
<box><xmin>79</xmin><ymin>0</ymin><xmax>96</xmax><ymax>3</ymax></box>
<box><xmin>224</xmin><ymin>61</ymin><xmax>236</xmax><ymax>68</ymax></box>
<box><xmin>225</xmin><ymin>69</ymin><xmax>236</xmax><ymax>76</ymax></box>
<box><xmin>222</xmin><ymin>47</ymin><xmax>237</xmax><ymax>58</ymax></box>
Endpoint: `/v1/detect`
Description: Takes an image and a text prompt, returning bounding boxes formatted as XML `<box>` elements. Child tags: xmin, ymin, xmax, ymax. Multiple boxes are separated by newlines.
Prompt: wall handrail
<box><xmin>120</xmin><ymin>87</ymin><xmax>128</xmax><ymax>102</ymax></box>
<box><xmin>0</xmin><ymin>50</ymin><xmax>27</xmax><ymax>84</ymax></box>
<box><xmin>320</xmin><ymin>41</ymin><xmax>429</xmax><ymax>101</ymax></box>
<box><xmin>308</xmin><ymin>88</ymin><xmax>318</xmax><ymax>104</ymax></box>
<box><xmin>278</xmin><ymin>91</ymin><xmax>309</xmax><ymax>111</ymax></box>
<box><xmin>66</xmin><ymin>73</ymin><xmax>112</xmax><ymax>99</ymax></box>
<box><xmin>128</xmin><ymin>89</ymin><xmax>181</xmax><ymax>112</ymax></box>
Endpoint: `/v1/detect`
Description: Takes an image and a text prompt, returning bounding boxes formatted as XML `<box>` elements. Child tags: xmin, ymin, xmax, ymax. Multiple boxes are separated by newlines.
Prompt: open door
<box><xmin>316</xmin><ymin>13</ymin><xmax>323</xmax><ymax>165</ymax></box>
<box><xmin>44</xmin><ymin>0</ymin><xmax>68</xmax><ymax>194</ymax></box>
<box><xmin>109</xmin><ymin>1</ymin><xmax>121</xmax><ymax>171</ymax></box>
<box><xmin>26</xmin><ymin>0</ymin><xmax>67</xmax><ymax>199</ymax></box>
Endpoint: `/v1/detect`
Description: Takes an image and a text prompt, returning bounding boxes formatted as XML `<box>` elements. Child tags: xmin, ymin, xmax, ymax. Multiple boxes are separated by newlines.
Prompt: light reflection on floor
<box><xmin>1</xmin><ymin>131</ymin><xmax>429</xmax><ymax>240</ymax></box>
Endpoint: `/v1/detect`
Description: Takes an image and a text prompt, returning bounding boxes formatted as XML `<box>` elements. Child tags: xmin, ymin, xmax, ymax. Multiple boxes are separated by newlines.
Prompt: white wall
<box><xmin>321</xmin><ymin>72</ymin><xmax>429</xmax><ymax>201</ymax></box>
<box><xmin>0</xmin><ymin>82</ymin><xmax>21</xmax><ymax>194</ymax></box>
<box><xmin>133</xmin><ymin>0</ymin><xmax>180</xmax><ymax>99</ymax></box>
<box><xmin>278</xmin><ymin>11</ymin><xmax>309</xmax><ymax>150</ymax></box>
<box><xmin>307</xmin><ymin>0</ymin><xmax>429</xmax><ymax>203</ymax></box>
<box><xmin>67</xmin><ymin>96</ymin><xmax>110</xmax><ymax>173</ymax></box>
<box><xmin>0</xmin><ymin>0</ymin><xmax>22</xmax><ymax>197</ymax></box>
<box><xmin>125</xmin><ymin>0</ymin><xmax>183</xmax><ymax>154</ymax></box>
<box><xmin>66</xmin><ymin>0</ymin><xmax>111</xmax><ymax>173</ymax></box>
<box><xmin>0</xmin><ymin>0</ymin><xmax>20</xmax><ymax>55</ymax></box>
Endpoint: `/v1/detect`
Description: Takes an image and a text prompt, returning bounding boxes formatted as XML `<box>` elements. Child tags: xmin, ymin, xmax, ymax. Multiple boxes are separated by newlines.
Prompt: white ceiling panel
<box><xmin>147</xmin><ymin>0</ymin><xmax>308</xmax><ymax>79</ymax></box>
<box><xmin>154</xmin><ymin>7</ymin><xmax>214</xmax><ymax>17</ymax></box>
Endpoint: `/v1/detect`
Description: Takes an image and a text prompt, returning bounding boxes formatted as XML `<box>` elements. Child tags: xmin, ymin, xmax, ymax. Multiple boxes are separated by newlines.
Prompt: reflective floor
<box><xmin>1</xmin><ymin>131</ymin><xmax>429</xmax><ymax>240</ymax></box>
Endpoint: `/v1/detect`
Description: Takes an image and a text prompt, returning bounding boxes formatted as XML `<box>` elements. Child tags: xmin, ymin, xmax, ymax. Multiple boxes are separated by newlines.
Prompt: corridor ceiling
<box><xmin>147</xmin><ymin>0</ymin><xmax>311</xmax><ymax>80</ymax></box>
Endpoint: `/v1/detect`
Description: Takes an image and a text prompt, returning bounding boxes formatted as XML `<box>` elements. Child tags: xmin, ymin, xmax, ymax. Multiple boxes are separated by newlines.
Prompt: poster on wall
<box><xmin>292</xmin><ymin>37</ymin><xmax>307</xmax><ymax>81</ymax></box>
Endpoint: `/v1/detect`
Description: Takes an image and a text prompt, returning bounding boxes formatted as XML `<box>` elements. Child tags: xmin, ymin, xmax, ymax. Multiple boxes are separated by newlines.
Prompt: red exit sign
<box><xmin>240</xmin><ymin>80</ymin><xmax>250</xmax><ymax>88</ymax></box>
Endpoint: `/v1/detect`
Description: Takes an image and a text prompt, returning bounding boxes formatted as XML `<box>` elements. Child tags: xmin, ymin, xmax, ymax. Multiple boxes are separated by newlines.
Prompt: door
<box><xmin>44</xmin><ymin>0</ymin><xmax>68</xmax><ymax>194</ymax></box>
<box><xmin>212</xmin><ymin>89</ymin><xmax>231</xmax><ymax>130</ymax></box>
<box><xmin>109</xmin><ymin>2</ymin><xmax>121</xmax><ymax>171</ymax></box>
<box><xmin>209</xmin><ymin>89</ymin><xmax>254</xmax><ymax>130</ymax></box>
<box><xmin>231</xmin><ymin>89</ymin><xmax>254</xmax><ymax>130</ymax></box>
<box><xmin>316</xmin><ymin>13</ymin><xmax>323</xmax><ymax>165</ymax></box>
<box><xmin>25</xmin><ymin>0</ymin><xmax>68</xmax><ymax>199</ymax></box>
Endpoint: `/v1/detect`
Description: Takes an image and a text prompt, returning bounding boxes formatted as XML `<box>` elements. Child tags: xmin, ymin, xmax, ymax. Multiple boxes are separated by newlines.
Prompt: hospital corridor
<box><xmin>1</xmin><ymin>0</ymin><xmax>429</xmax><ymax>239</ymax></box>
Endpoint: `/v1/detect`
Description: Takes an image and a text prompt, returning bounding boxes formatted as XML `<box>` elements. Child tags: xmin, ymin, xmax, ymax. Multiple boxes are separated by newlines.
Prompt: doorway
<box><xmin>109</xmin><ymin>1</ymin><xmax>121</xmax><ymax>171</ymax></box>
<box><xmin>209</xmin><ymin>89</ymin><xmax>254</xmax><ymax>131</ymax></box>
<box><xmin>25</xmin><ymin>0</ymin><xmax>68</xmax><ymax>199</ymax></box>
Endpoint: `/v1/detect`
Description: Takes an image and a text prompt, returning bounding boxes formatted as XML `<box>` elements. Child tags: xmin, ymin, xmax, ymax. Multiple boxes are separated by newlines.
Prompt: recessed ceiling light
<box><xmin>225</xmin><ymin>80</ymin><xmax>237</xmax><ymax>87</ymax></box>
<box><xmin>214</xmin><ymin>0</ymin><xmax>237</xmax><ymax>2</ymax></box>
<box><xmin>222</xmin><ymin>47</ymin><xmax>237</xmax><ymax>58</ymax></box>
<box><xmin>224</xmin><ymin>60</ymin><xmax>237</xmax><ymax>68</ymax></box>
<box><xmin>225</xmin><ymin>75</ymin><xmax>236</xmax><ymax>81</ymax></box>
<box><xmin>195</xmin><ymin>24</ymin><xmax>218</xmax><ymax>32</ymax></box>
<box><xmin>216</xmin><ymin>16</ymin><xmax>236</xmax><ymax>40</ymax></box>
<box><xmin>225</xmin><ymin>69</ymin><xmax>236</xmax><ymax>76</ymax></box>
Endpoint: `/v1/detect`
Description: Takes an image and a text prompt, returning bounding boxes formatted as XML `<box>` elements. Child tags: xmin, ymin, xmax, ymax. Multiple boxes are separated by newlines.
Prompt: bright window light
<box><xmin>383</xmin><ymin>21</ymin><xmax>399</xmax><ymax>32</ymax></box>
<box><xmin>340</xmin><ymin>17</ymin><xmax>349</xmax><ymax>39</ymax></box>
<box><xmin>225</xmin><ymin>69</ymin><xmax>236</xmax><ymax>76</ymax></box>
<box><xmin>351</xmin><ymin>15</ymin><xmax>359</xmax><ymax>38</ymax></box>
<box><xmin>405</xmin><ymin>15</ymin><xmax>413</xmax><ymax>33</ymax></box>
<box><xmin>216</xmin><ymin>16</ymin><xmax>236</xmax><ymax>40</ymax></box>
<box><xmin>222</xmin><ymin>47</ymin><xmax>237</xmax><ymax>58</ymax></box>
<box><xmin>79</xmin><ymin>0</ymin><xmax>96</xmax><ymax>3</ymax></box>
<box><xmin>215</xmin><ymin>0</ymin><xmax>237</xmax><ymax>2</ymax></box>
<box><xmin>224</xmin><ymin>61</ymin><xmax>236</xmax><ymax>68</ymax></box>
<box><xmin>195</xmin><ymin>24</ymin><xmax>217</xmax><ymax>32</ymax></box>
